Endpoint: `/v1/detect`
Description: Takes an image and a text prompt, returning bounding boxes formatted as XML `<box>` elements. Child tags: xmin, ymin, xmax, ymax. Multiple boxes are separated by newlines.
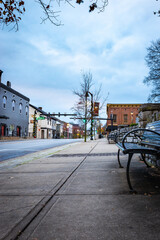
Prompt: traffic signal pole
<box><xmin>84</xmin><ymin>92</ymin><xmax>87</xmax><ymax>142</ymax></box>
<box><xmin>86</xmin><ymin>91</ymin><xmax>93</xmax><ymax>140</ymax></box>
<box><xmin>90</xmin><ymin>93</ymin><xmax>93</xmax><ymax>140</ymax></box>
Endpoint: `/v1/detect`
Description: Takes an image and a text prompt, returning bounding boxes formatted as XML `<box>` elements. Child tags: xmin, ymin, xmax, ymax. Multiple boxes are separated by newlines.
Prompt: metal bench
<box><xmin>116</xmin><ymin>121</ymin><xmax>160</xmax><ymax>193</ymax></box>
<box><xmin>107</xmin><ymin>130</ymin><xmax>118</xmax><ymax>143</ymax></box>
<box><xmin>108</xmin><ymin>126</ymin><xmax>138</xmax><ymax>144</ymax></box>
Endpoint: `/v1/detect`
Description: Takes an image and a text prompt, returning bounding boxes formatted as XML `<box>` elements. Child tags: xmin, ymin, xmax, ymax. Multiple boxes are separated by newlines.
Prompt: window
<box><xmin>113</xmin><ymin>114</ymin><xmax>117</xmax><ymax>123</ymax></box>
<box><xmin>124</xmin><ymin>114</ymin><xmax>128</xmax><ymax>123</ymax></box>
<box><xmin>3</xmin><ymin>96</ymin><xmax>7</xmax><ymax>108</ymax></box>
<box><xmin>25</xmin><ymin>106</ymin><xmax>28</xmax><ymax>115</ymax></box>
<box><xmin>12</xmin><ymin>100</ymin><xmax>15</xmax><ymax>111</ymax></box>
<box><xmin>19</xmin><ymin>103</ymin><xmax>22</xmax><ymax>114</ymax></box>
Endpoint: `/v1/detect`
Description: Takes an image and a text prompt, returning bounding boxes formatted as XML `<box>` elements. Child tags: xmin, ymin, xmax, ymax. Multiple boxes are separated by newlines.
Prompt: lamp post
<box><xmin>86</xmin><ymin>91</ymin><xmax>93</xmax><ymax>140</ymax></box>
<box><xmin>110</xmin><ymin>111</ymin><xmax>113</xmax><ymax>132</ymax></box>
<box><xmin>67</xmin><ymin>123</ymin><xmax>69</xmax><ymax>139</ymax></box>
<box><xmin>131</xmin><ymin>111</ymin><xmax>133</xmax><ymax>124</ymax></box>
<box><xmin>33</xmin><ymin>110</ymin><xmax>37</xmax><ymax>138</ymax></box>
<box><xmin>84</xmin><ymin>92</ymin><xmax>88</xmax><ymax>142</ymax></box>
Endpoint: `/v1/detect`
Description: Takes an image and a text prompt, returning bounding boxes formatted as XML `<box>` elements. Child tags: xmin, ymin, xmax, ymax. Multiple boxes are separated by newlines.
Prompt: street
<box><xmin>0</xmin><ymin>138</ymin><xmax>83</xmax><ymax>162</ymax></box>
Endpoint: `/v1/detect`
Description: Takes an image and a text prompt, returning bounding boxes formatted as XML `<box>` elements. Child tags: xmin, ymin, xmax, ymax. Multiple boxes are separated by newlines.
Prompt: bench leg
<box><xmin>126</xmin><ymin>153</ymin><xmax>137</xmax><ymax>193</ymax></box>
<box><xmin>141</xmin><ymin>154</ymin><xmax>150</xmax><ymax>168</ymax></box>
<box><xmin>117</xmin><ymin>149</ymin><xmax>123</xmax><ymax>168</ymax></box>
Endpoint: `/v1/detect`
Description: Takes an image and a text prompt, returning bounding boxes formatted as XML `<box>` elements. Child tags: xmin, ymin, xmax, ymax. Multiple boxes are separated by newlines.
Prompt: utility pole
<box><xmin>33</xmin><ymin>110</ymin><xmax>37</xmax><ymax>138</ymax></box>
<box><xmin>90</xmin><ymin>93</ymin><xmax>93</xmax><ymax>140</ymax></box>
<box><xmin>84</xmin><ymin>92</ymin><xmax>87</xmax><ymax>142</ymax></box>
<box><xmin>86</xmin><ymin>91</ymin><xmax>93</xmax><ymax>140</ymax></box>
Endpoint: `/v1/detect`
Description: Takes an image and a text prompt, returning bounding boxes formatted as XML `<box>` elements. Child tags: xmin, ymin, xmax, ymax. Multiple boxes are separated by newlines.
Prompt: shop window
<box><xmin>9</xmin><ymin>125</ymin><xmax>14</xmax><ymax>136</ymax></box>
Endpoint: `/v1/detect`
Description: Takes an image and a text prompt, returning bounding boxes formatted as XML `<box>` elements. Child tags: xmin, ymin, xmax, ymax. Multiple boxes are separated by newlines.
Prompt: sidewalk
<box><xmin>0</xmin><ymin>139</ymin><xmax>160</xmax><ymax>240</ymax></box>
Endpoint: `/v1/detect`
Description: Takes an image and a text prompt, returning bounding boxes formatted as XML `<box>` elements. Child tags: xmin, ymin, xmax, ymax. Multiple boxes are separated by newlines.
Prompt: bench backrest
<box><xmin>141</xmin><ymin>121</ymin><xmax>160</xmax><ymax>148</ymax></box>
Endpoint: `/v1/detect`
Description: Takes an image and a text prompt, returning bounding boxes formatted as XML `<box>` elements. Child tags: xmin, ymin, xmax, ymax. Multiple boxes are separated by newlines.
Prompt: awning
<box><xmin>0</xmin><ymin>115</ymin><xmax>9</xmax><ymax>119</ymax></box>
<box><xmin>106</xmin><ymin>125</ymin><xmax>118</xmax><ymax>131</ymax></box>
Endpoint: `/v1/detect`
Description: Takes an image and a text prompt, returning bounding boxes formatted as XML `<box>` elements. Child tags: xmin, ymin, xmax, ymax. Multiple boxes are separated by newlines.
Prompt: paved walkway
<box><xmin>0</xmin><ymin>139</ymin><xmax>160</xmax><ymax>240</ymax></box>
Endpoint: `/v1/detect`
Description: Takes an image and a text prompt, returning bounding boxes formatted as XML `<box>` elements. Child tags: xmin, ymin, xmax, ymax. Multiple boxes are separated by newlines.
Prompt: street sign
<box><xmin>36</xmin><ymin>116</ymin><xmax>45</xmax><ymax>120</ymax></box>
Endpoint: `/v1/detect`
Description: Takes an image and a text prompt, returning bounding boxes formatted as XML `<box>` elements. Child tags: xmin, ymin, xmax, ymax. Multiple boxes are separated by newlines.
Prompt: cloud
<box><xmin>14</xmin><ymin>85</ymin><xmax>76</xmax><ymax>112</ymax></box>
<box><xmin>0</xmin><ymin>0</ymin><xmax>159</xmax><ymax>116</ymax></box>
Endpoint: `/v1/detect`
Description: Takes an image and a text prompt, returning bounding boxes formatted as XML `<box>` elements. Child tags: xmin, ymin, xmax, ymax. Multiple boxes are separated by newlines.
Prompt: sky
<box><xmin>0</xmin><ymin>0</ymin><xmax>160</xmax><ymax>123</ymax></box>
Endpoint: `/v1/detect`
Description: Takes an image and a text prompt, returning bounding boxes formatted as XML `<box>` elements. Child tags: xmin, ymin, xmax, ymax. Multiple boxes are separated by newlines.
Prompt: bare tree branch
<box><xmin>72</xmin><ymin>71</ymin><xmax>109</xmax><ymax>126</ymax></box>
<box><xmin>0</xmin><ymin>0</ymin><xmax>25</xmax><ymax>31</ymax></box>
<box><xmin>0</xmin><ymin>0</ymin><xmax>109</xmax><ymax>31</ymax></box>
<box><xmin>144</xmin><ymin>39</ymin><xmax>160</xmax><ymax>102</ymax></box>
<box><xmin>36</xmin><ymin>0</ymin><xmax>62</xmax><ymax>26</ymax></box>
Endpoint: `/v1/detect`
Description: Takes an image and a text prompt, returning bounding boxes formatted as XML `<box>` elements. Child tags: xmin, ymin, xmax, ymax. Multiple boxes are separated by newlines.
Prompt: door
<box><xmin>41</xmin><ymin>130</ymin><xmax>44</xmax><ymax>139</ymax></box>
<box><xmin>17</xmin><ymin>127</ymin><xmax>20</xmax><ymax>136</ymax></box>
<box><xmin>1</xmin><ymin>125</ymin><xmax>5</xmax><ymax>136</ymax></box>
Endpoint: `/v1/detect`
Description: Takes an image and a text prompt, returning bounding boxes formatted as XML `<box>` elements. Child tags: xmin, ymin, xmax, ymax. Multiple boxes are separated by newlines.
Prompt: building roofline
<box><xmin>29</xmin><ymin>103</ymin><xmax>45</xmax><ymax>114</ymax></box>
<box><xmin>107</xmin><ymin>103</ymin><xmax>143</xmax><ymax>105</ymax></box>
<box><xmin>29</xmin><ymin>103</ymin><xmax>59</xmax><ymax>121</ymax></box>
<box><xmin>0</xmin><ymin>82</ymin><xmax>30</xmax><ymax>102</ymax></box>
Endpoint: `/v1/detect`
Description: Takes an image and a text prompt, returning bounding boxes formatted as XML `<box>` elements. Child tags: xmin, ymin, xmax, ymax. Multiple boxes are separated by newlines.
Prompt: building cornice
<box><xmin>29</xmin><ymin>103</ymin><xmax>59</xmax><ymax>121</ymax></box>
<box><xmin>0</xmin><ymin>82</ymin><xmax>30</xmax><ymax>102</ymax></box>
<box><xmin>107</xmin><ymin>103</ymin><xmax>142</xmax><ymax>108</ymax></box>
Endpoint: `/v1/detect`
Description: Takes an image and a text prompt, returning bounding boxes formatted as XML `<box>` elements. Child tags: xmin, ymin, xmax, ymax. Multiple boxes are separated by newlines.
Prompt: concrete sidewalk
<box><xmin>0</xmin><ymin>139</ymin><xmax>160</xmax><ymax>240</ymax></box>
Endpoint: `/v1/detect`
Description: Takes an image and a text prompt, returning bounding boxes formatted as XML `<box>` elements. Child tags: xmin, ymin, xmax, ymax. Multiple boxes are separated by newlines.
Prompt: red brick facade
<box><xmin>107</xmin><ymin>103</ymin><xmax>142</xmax><ymax>131</ymax></box>
<box><xmin>72</xmin><ymin>124</ymin><xmax>83</xmax><ymax>138</ymax></box>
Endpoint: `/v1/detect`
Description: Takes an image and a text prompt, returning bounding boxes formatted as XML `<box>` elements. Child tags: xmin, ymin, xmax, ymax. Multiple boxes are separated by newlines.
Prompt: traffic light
<box><xmin>94</xmin><ymin>102</ymin><xmax>99</xmax><ymax>116</ymax></box>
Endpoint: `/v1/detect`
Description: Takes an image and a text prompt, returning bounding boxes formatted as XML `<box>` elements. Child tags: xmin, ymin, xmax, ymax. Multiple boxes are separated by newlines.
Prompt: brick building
<box><xmin>72</xmin><ymin>124</ymin><xmax>83</xmax><ymax>138</ymax></box>
<box><xmin>106</xmin><ymin>103</ymin><xmax>142</xmax><ymax>132</ymax></box>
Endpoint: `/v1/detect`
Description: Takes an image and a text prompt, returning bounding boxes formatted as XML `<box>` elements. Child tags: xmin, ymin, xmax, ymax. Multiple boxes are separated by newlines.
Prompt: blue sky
<box><xmin>0</xmin><ymin>0</ymin><xmax>159</xmax><ymax>122</ymax></box>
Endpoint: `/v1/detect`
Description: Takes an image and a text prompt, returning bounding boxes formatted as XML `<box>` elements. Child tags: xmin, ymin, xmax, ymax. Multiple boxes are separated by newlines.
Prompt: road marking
<box><xmin>0</xmin><ymin>149</ymin><xmax>20</xmax><ymax>151</ymax></box>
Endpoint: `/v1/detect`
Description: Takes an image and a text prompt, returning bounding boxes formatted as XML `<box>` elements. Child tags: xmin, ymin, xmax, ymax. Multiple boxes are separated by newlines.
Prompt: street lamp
<box><xmin>86</xmin><ymin>91</ymin><xmax>93</xmax><ymax>140</ymax></box>
<box><xmin>67</xmin><ymin>123</ymin><xmax>69</xmax><ymax>139</ymax></box>
<box><xmin>110</xmin><ymin>111</ymin><xmax>113</xmax><ymax>132</ymax></box>
<box><xmin>33</xmin><ymin>110</ymin><xmax>37</xmax><ymax>138</ymax></box>
<box><xmin>131</xmin><ymin>111</ymin><xmax>133</xmax><ymax>124</ymax></box>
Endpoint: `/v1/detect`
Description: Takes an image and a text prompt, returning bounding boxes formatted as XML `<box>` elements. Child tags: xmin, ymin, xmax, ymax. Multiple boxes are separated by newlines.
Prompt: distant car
<box><xmin>99</xmin><ymin>134</ymin><xmax>103</xmax><ymax>139</ymax></box>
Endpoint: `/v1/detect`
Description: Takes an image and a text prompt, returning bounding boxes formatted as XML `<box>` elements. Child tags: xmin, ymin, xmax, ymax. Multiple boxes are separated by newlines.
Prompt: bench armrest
<box><xmin>122</xmin><ymin>128</ymin><xmax>160</xmax><ymax>149</ymax></box>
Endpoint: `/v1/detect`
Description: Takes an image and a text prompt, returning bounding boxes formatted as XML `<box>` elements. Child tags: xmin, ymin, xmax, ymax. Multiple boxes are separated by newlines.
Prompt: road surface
<box><xmin>0</xmin><ymin>138</ymin><xmax>83</xmax><ymax>162</ymax></box>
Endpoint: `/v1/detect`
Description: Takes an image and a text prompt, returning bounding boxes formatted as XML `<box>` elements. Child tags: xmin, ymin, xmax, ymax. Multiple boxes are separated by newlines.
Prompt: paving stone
<box><xmin>0</xmin><ymin>196</ymin><xmax>42</xmax><ymax>239</ymax></box>
<box><xmin>29</xmin><ymin>156</ymin><xmax>83</xmax><ymax>164</ymax></box>
<box><xmin>26</xmin><ymin>195</ymin><xmax>160</xmax><ymax>240</ymax></box>
<box><xmin>0</xmin><ymin>172</ymin><xmax>67</xmax><ymax>195</ymax></box>
<box><xmin>5</xmin><ymin>163</ymin><xmax>78</xmax><ymax>173</ymax></box>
